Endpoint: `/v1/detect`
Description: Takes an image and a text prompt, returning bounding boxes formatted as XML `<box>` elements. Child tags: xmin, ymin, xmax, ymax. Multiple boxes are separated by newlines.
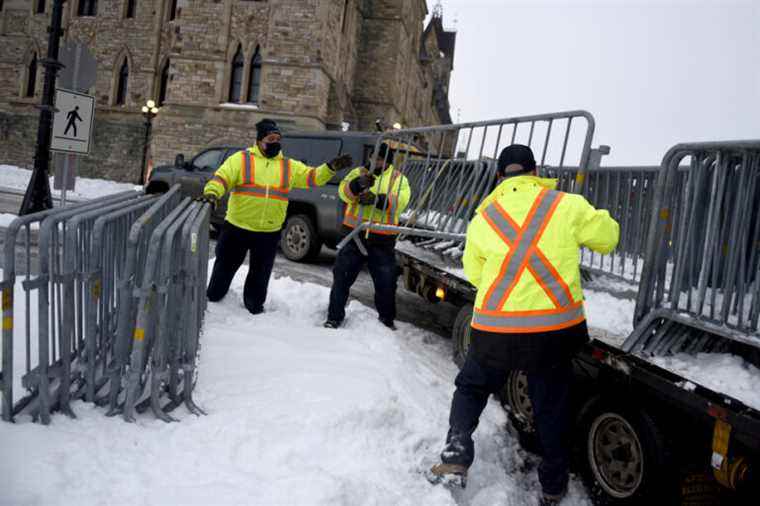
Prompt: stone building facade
<box><xmin>0</xmin><ymin>0</ymin><xmax>455</xmax><ymax>182</ymax></box>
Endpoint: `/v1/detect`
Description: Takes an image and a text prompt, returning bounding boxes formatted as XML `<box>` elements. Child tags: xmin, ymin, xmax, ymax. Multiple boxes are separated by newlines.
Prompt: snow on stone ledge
<box><xmin>219</xmin><ymin>102</ymin><xmax>260</xmax><ymax>110</ymax></box>
<box><xmin>0</xmin><ymin>164</ymin><xmax>140</xmax><ymax>201</ymax></box>
<box><xmin>650</xmin><ymin>352</ymin><xmax>760</xmax><ymax>410</ymax></box>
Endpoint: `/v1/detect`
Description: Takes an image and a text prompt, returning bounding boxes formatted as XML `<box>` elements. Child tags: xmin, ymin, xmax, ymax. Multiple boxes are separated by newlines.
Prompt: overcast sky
<box><xmin>431</xmin><ymin>0</ymin><xmax>759</xmax><ymax>165</ymax></box>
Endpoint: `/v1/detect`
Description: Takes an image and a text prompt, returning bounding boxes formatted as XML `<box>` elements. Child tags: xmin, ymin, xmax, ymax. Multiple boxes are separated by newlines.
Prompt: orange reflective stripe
<box><xmin>211</xmin><ymin>175</ymin><xmax>228</xmax><ymax>191</ymax></box>
<box><xmin>232</xmin><ymin>187</ymin><xmax>289</xmax><ymax>201</ymax></box>
<box><xmin>306</xmin><ymin>168</ymin><xmax>316</xmax><ymax>188</ymax></box>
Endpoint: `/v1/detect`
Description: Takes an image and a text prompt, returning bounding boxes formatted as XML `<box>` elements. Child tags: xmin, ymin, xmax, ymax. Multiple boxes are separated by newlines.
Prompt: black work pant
<box><xmin>327</xmin><ymin>238</ymin><xmax>398</xmax><ymax>322</ymax></box>
<box><xmin>206</xmin><ymin>222</ymin><xmax>281</xmax><ymax>314</ymax></box>
<box><xmin>442</xmin><ymin>352</ymin><xmax>572</xmax><ymax>496</ymax></box>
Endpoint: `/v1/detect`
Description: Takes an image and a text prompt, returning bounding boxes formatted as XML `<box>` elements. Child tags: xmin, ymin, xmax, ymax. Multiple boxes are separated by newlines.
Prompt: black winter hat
<box><xmin>256</xmin><ymin>119</ymin><xmax>281</xmax><ymax>141</ymax></box>
<box><xmin>497</xmin><ymin>144</ymin><xmax>536</xmax><ymax>177</ymax></box>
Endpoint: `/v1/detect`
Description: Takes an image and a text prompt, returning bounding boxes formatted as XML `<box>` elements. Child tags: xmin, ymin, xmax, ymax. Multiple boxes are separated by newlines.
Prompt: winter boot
<box><xmin>539</xmin><ymin>489</ymin><xmax>566</xmax><ymax>505</ymax></box>
<box><xmin>379</xmin><ymin>317</ymin><xmax>396</xmax><ymax>331</ymax></box>
<box><xmin>323</xmin><ymin>319</ymin><xmax>341</xmax><ymax>329</ymax></box>
<box><xmin>427</xmin><ymin>463</ymin><xmax>468</xmax><ymax>488</ymax></box>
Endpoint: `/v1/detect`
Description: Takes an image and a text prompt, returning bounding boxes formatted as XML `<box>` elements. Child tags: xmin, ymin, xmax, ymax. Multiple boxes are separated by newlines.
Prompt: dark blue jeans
<box><xmin>327</xmin><ymin>238</ymin><xmax>398</xmax><ymax>322</ymax></box>
<box><xmin>443</xmin><ymin>352</ymin><xmax>572</xmax><ymax>496</ymax></box>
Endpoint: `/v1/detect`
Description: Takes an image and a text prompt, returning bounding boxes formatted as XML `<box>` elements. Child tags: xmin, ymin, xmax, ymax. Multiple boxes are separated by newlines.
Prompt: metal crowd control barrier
<box><xmin>338</xmin><ymin>111</ymin><xmax>600</xmax><ymax>255</ymax></box>
<box><xmin>543</xmin><ymin>165</ymin><xmax>663</xmax><ymax>283</ymax></box>
<box><xmin>1</xmin><ymin>185</ymin><xmax>211</xmax><ymax>424</ymax></box>
<box><xmin>625</xmin><ymin>141</ymin><xmax>760</xmax><ymax>356</ymax></box>
<box><xmin>1</xmin><ymin>191</ymin><xmax>141</xmax><ymax>422</ymax></box>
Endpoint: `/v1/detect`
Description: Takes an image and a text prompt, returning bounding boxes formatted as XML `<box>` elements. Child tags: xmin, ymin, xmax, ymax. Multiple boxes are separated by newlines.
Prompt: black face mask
<box><xmin>263</xmin><ymin>142</ymin><xmax>281</xmax><ymax>158</ymax></box>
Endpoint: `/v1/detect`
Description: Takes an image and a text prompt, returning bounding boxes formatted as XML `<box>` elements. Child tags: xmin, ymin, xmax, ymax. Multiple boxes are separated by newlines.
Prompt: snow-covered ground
<box><xmin>0</xmin><ymin>164</ymin><xmax>139</xmax><ymax>201</ymax></box>
<box><xmin>0</xmin><ymin>270</ymin><xmax>592</xmax><ymax>506</ymax></box>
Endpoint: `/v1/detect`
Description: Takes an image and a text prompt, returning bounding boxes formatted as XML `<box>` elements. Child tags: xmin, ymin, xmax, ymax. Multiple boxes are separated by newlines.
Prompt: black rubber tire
<box><xmin>281</xmin><ymin>214</ymin><xmax>322</xmax><ymax>262</ymax></box>
<box><xmin>452</xmin><ymin>304</ymin><xmax>473</xmax><ymax>368</ymax></box>
<box><xmin>499</xmin><ymin>371</ymin><xmax>541</xmax><ymax>454</ymax></box>
<box><xmin>576</xmin><ymin>397</ymin><xmax>675</xmax><ymax>505</ymax></box>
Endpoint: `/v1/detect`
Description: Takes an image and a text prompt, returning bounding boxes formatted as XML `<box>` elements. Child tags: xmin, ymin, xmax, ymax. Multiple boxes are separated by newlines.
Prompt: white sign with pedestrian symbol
<box><xmin>52</xmin><ymin>88</ymin><xmax>95</xmax><ymax>154</ymax></box>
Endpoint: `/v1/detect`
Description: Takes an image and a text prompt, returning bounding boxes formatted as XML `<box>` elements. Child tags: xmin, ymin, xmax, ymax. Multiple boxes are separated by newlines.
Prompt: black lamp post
<box><xmin>138</xmin><ymin>99</ymin><xmax>159</xmax><ymax>185</ymax></box>
<box><xmin>19</xmin><ymin>0</ymin><xmax>66</xmax><ymax>215</ymax></box>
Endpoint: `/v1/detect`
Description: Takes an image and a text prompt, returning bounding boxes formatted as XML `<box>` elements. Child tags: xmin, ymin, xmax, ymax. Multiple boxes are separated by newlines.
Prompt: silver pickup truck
<box><xmin>145</xmin><ymin>131</ymin><xmax>379</xmax><ymax>262</ymax></box>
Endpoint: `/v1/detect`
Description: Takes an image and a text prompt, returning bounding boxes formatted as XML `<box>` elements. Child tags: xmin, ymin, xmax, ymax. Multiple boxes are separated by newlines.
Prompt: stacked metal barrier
<box><xmin>544</xmin><ymin>165</ymin><xmax>664</xmax><ymax>283</ymax></box>
<box><xmin>1</xmin><ymin>185</ymin><xmax>211</xmax><ymax>423</ymax></box>
<box><xmin>627</xmin><ymin>141</ymin><xmax>760</xmax><ymax>356</ymax></box>
<box><xmin>340</xmin><ymin>111</ymin><xmax>598</xmax><ymax>257</ymax></box>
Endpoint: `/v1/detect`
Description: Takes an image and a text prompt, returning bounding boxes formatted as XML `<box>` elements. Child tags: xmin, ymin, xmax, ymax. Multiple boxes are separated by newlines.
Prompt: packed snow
<box><xmin>0</xmin><ymin>164</ymin><xmax>139</xmax><ymax>201</ymax></box>
<box><xmin>0</xmin><ymin>269</ymin><xmax>593</xmax><ymax>506</ymax></box>
<box><xmin>650</xmin><ymin>353</ymin><xmax>760</xmax><ymax>410</ymax></box>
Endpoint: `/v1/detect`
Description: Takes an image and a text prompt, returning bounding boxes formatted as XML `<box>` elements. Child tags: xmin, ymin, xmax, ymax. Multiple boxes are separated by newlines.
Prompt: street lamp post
<box><xmin>138</xmin><ymin>99</ymin><xmax>159</xmax><ymax>185</ymax></box>
<box><xmin>19</xmin><ymin>0</ymin><xmax>66</xmax><ymax>215</ymax></box>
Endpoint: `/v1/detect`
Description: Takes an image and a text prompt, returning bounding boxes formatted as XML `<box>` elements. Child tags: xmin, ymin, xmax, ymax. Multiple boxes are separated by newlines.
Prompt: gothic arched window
<box><xmin>78</xmin><ymin>0</ymin><xmax>97</xmax><ymax>16</ymax></box>
<box><xmin>116</xmin><ymin>59</ymin><xmax>129</xmax><ymax>105</ymax></box>
<box><xmin>228</xmin><ymin>45</ymin><xmax>244</xmax><ymax>103</ymax></box>
<box><xmin>125</xmin><ymin>0</ymin><xmax>136</xmax><ymax>19</ymax></box>
<box><xmin>247</xmin><ymin>46</ymin><xmax>262</xmax><ymax>104</ymax></box>
<box><xmin>26</xmin><ymin>53</ymin><xmax>38</xmax><ymax>98</ymax></box>
<box><xmin>158</xmin><ymin>59</ymin><xmax>170</xmax><ymax>106</ymax></box>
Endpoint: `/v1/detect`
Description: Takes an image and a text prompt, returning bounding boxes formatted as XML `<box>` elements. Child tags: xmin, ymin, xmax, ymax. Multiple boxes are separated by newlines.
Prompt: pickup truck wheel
<box><xmin>578</xmin><ymin>399</ymin><xmax>674</xmax><ymax>504</ymax></box>
<box><xmin>452</xmin><ymin>304</ymin><xmax>473</xmax><ymax>368</ymax></box>
<box><xmin>282</xmin><ymin>214</ymin><xmax>322</xmax><ymax>262</ymax></box>
<box><xmin>499</xmin><ymin>371</ymin><xmax>541</xmax><ymax>453</ymax></box>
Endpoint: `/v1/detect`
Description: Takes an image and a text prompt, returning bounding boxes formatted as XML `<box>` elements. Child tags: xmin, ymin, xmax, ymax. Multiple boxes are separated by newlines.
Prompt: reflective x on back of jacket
<box><xmin>471</xmin><ymin>188</ymin><xmax>585</xmax><ymax>333</ymax></box>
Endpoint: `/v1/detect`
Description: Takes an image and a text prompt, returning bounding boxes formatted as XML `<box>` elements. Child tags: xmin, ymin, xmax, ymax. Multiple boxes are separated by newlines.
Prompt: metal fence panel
<box><xmin>632</xmin><ymin>141</ymin><xmax>760</xmax><ymax>344</ymax></box>
<box><xmin>338</xmin><ymin>111</ymin><xmax>598</xmax><ymax>255</ymax></box>
<box><xmin>1</xmin><ymin>191</ymin><xmax>141</xmax><ymax>422</ymax></box>
<box><xmin>1</xmin><ymin>184</ymin><xmax>210</xmax><ymax>424</ymax></box>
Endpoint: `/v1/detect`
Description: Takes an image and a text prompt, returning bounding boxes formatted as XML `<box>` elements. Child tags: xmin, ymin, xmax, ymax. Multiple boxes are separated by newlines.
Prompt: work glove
<box><xmin>349</xmin><ymin>174</ymin><xmax>375</xmax><ymax>196</ymax></box>
<box><xmin>329</xmin><ymin>153</ymin><xmax>353</xmax><ymax>172</ymax></box>
<box><xmin>197</xmin><ymin>193</ymin><xmax>219</xmax><ymax>209</ymax></box>
<box><xmin>374</xmin><ymin>194</ymin><xmax>388</xmax><ymax>210</ymax></box>
<box><xmin>358</xmin><ymin>191</ymin><xmax>377</xmax><ymax>206</ymax></box>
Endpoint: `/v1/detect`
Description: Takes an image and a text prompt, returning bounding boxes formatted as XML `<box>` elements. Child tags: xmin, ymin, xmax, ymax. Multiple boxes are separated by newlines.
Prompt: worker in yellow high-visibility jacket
<box><xmin>324</xmin><ymin>143</ymin><xmax>412</xmax><ymax>330</ymax></box>
<box><xmin>202</xmin><ymin>119</ymin><xmax>352</xmax><ymax>315</ymax></box>
<box><xmin>430</xmin><ymin>145</ymin><xmax>619</xmax><ymax>505</ymax></box>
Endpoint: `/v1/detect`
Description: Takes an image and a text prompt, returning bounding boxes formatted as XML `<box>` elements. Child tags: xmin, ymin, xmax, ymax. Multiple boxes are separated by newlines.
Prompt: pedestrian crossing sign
<box><xmin>51</xmin><ymin>88</ymin><xmax>95</xmax><ymax>155</ymax></box>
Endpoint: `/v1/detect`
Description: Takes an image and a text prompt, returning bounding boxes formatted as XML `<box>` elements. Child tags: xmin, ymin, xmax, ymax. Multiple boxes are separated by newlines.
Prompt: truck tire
<box><xmin>577</xmin><ymin>397</ymin><xmax>675</xmax><ymax>505</ymax></box>
<box><xmin>499</xmin><ymin>371</ymin><xmax>540</xmax><ymax>453</ymax></box>
<box><xmin>281</xmin><ymin>214</ymin><xmax>322</xmax><ymax>262</ymax></box>
<box><xmin>452</xmin><ymin>304</ymin><xmax>473</xmax><ymax>368</ymax></box>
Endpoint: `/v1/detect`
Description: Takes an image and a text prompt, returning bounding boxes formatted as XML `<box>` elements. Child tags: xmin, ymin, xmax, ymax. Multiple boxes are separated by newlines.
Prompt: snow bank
<box><xmin>0</xmin><ymin>164</ymin><xmax>139</xmax><ymax>200</ymax></box>
<box><xmin>0</xmin><ymin>270</ymin><xmax>591</xmax><ymax>506</ymax></box>
<box><xmin>650</xmin><ymin>353</ymin><xmax>760</xmax><ymax>410</ymax></box>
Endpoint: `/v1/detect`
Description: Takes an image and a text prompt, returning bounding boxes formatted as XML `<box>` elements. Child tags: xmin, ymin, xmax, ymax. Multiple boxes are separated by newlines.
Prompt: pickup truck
<box><xmin>145</xmin><ymin>131</ymin><xmax>380</xmax><ymax>261</ymax></box>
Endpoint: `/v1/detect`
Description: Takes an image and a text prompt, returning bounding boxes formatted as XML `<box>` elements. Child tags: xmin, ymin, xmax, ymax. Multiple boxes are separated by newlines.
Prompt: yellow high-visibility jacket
<box><xmin>338</xmin><ymin>165</ymin><xmax>412</xmax><ymax>236</ymax></box>
<box><xmin>203</xmin><ymin>146</ymin><xmax>335</xmax><ymax>232</ymax></box>
<box><xmin>464</xmin><ymin>175</ymin><xmax>619</xmax><ymax>334</ymax></box>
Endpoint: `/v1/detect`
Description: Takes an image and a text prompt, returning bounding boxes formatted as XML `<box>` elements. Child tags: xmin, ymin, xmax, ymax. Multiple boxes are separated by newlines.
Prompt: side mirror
<box><xmin>175</xmin><ymin>154</ymin><xmax>186</xmax><ymax>168</ymax></box>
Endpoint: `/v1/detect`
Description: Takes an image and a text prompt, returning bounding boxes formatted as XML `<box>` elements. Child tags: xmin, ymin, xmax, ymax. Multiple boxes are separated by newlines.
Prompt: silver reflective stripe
<box><xmin>243</xmin><ymin>152</ymin><xmax>252</xmax><ymax>183</ymax></box>
<box><xmin>482</xmin><ymin>204</ymin><xmax>518</xmax><ymax>243</ymax></box>
<box><xmin>472</xmin><ymin>304</ymin><xmax>584</xmax><ymax>331</ymax></box>
<box><xmin>233</xmin><ymin>187</ymin><xmax>289</xmax><ymax>199</ymax></box>
<box><xmin>282</xmin><ymin>158</ymin><xmax>291</xmax><ymax>189</ymax></box>
<box><xmin>528</xmin><ymin>255</ymin><xmax>573</xmax><ymax>307</ymax></box>
<box><xmin>483</xmin><ymin>191</ymin><xmax>561</xmax><ymax>311</ymax></box>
